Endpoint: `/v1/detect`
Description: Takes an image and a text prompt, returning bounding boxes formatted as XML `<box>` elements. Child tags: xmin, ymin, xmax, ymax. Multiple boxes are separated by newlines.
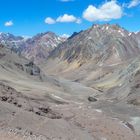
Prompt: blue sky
<box><xmin>0</xmin><ymin>0</ymin><xmax>140</xmax><ymax>36</ymax></box>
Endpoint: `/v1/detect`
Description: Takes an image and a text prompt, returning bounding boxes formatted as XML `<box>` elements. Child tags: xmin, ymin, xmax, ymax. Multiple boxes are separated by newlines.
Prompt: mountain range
<box><xmin>0</xmin><ymin>31</ymin><xmax>66</xmax><ymax>64</ymax></box>
<box><xmin>0</xmin><ymin>24</ymin><xmax>140</xmax><ymax>140</ymax></box>
<box><xmin>1</xmin><ymin>24</ymin><xmax>140</xmax><ymax>64</ymax></box>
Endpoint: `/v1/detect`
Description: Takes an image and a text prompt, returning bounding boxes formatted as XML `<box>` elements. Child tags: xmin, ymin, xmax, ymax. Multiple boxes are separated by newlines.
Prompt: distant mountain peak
<box><xmin>49</xmin><ymin>24</ymin><xmax>140</xmax><ymax>66</ymax></box>
<box><xmin>92</xmin><ymin>23</ymin><xmax>121</xmax><ymax>29</ymax></box>
<box><xmin>89</xmin><ymin>23</ymin><xmax>130</xmax><ymax>38</ymax></box>
<box><xmin>21</xmin><ymin>31</ymin><xmax>66</xmax><ymax>64</ymax></box>
<box><xmin>0</xmin><ymin>32</ymin><xmax>24</xmax><ymax>41</ymax></box>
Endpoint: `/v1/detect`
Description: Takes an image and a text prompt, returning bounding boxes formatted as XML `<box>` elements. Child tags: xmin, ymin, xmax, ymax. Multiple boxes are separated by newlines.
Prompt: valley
<box><xmin>0</xmin><ymin>24</ymin><xmax>140</xmax><ymax>140</ymax></box>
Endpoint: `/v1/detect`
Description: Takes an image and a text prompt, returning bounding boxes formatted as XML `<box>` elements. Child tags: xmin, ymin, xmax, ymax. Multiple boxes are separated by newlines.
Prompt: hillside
<box><xmin>0</xmin><ymin>32</ymin><xmax>66</xmax><ymax>64</ymax></box>
<box><xmin>39</xmin><ymin>24</ymin><xmax>140</xmax><ymax>139</ymax></box>
<box><xmin>42</xmin><ymin>24</ymin><xmax>140</xmax><ymax>83</ymax></box>
<box><xmin>1</xmin><ymin>24</ymin><xmax>140</xmax><ymax>139</ymax></box>
<box><xmin>21</xmin><ymin>32</ymin><xmax>66</xmax><ymax>64</ymax></box>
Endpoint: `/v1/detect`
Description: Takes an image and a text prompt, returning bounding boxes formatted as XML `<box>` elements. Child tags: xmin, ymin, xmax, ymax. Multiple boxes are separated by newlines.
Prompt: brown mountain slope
<box><xmin>42</xmin><ymin>24</ymin><xmax>139</xmax><ymax>78</ymax></box>
<box><xmin>21</xmin><ymin>32</ymin><xmax>66</xmax><ymax>64</ymax></box>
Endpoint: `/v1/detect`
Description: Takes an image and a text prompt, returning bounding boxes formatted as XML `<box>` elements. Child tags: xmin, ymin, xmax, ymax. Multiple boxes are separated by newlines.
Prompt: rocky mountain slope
<box><xmin>0</xmin><ymin>44</ymin><xmax>102</xmax><ymax>140</ymax></box>
<box><xmin>42</xmin><ymin>24</ymin><xmax>140</xmax><ymax>93</ymax></box>
<box><xmin>40</xmin><ymin>24</ymin><xmax>140</xmax><ymax>138</ymax></box>
<box><xmin>49</xmin><ymin>24</ymin><xmax>139</xmax><ymax>65</ymax></box>
<box><xmin>0</xmin><ymin>32</ymin><xmax>66</xmax><ymax>64</ymax></box>
<box><xmin>1</xmin><ymin>24</ymin><xmax>140</xmax><ymax>139</ymax></box>
<box><xmin>135</xmin><ymin>31</ymin><xmax>140</xmax><ymax>45</ymax></box>
<box><xmin>41</xmin><ymin>25</ymin><xmax>139</xmax><ymax>84</ymax></box>
<box><xmin>21</xmin><ymin>32</ymin><xmax>65</xmax><ymax>64</ymax></box>
<box><xmin>0</xmin><ymin>33</ymin><xmax>26</xmax><ymax>51</ymax></box>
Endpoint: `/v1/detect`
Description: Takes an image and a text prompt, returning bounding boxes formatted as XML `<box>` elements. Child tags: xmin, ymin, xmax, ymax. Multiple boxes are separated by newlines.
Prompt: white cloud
<box><xmin>56</xmin><ymin>14</ymin><xmax>81</xmax><ymax>23</ymax></box>
<box><xmin>128</xmin><ymin>0</ymin><xmax>140</xmax><ymax>8</ymax></box>
<box><xmin>83</xmin><ymin>1</ymin><xmax>123</xmax><ymax>22</ymax></box>
<box><xmin>45</xmin><ymin>14</ymin><xmax>81</xmax><ymax>24</ymax></box>
<box><xmin>76</xmin><ymin>18</ymin><xmax>82</xmax><ymax>24</ymax></box>
<box><xmin>45</xmin><ymin>17</ymin><xmax>56</xmax><ymax>24</ymax></box>
<box><xmin>5</xmin><ymin>20</ymin><xmax>13</xmax><ymax>26</ymax></box>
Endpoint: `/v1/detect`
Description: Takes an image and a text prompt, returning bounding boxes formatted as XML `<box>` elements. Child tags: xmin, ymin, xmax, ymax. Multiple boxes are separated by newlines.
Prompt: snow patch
<box><xmin>51</xmin><ymin>94</ymin><xmax>65</xmax><ymax>101</ymax></box>
<box><xmin>129</xmin><ymin>32</ymin><xmax>132</xmax><ymax>36</ymax></box>
<box><xmin>118</xmin><ymin>30</ymin><xmax>125</xmax><ymax>36</ymax></box>
<box><xmin>120</xmin><ymin>121</ymin><xmax>130</xmax><ymax>129</ymax></box>
<box><xmin>95</xmin><ymin>109</ymin><xmax>102</xmax><ymax>113</ymax></box>
<box><xmin>106</xmin><ymin>26</ymin><xmax>109</xmax><ymax>30</ymax></box>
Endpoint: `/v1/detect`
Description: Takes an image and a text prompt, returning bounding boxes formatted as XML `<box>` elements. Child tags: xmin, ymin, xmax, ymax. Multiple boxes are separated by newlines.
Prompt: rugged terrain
<box><xmin>0</xmin><ymin>32</ymin><xmax>66</xmax><ymax>64</ymax></box>
<box><xmin>0</xmin><ymin>24</ymin><xmax>140</xmax><ymax>140</ymax></box>
<box><xmin>21</xmin><ymin>32</ymin><xmax>66</xmax><ymax>64</ymax></box>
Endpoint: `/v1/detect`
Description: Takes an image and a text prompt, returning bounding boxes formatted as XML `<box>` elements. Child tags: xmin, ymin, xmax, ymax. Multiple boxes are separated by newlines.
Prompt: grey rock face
<box><xmin>25</xmin><ymin>61</ymin><xmax>40</xmax><ymax>76</ymax></box>
<box><xmin>49</xmin><ymin>24</ymin><xmax>140</xmax><ymax>66</ymax></box>
<box><xmin>0</xmin><ymin>32</ymin><xmax>66</xmax><ymax>64</ymax></box>
<box><xmin>21</xmin><ymin>32</ymin><xmax>65</xmax><ymax>64</ymax></box>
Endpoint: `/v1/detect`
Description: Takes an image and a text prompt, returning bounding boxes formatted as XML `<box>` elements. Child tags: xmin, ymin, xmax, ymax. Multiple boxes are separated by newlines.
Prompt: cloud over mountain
<box><xmin>83</xmin><ymin>1</ymin><xmax>123</xmax><ymax>22</ymax></box>
<box><xmin>56</xmin><ymin>14</ymin><xmax>81</xmax><ymax>23</ymax></box>
<box><xmin>45</xmin><ymin>14</ymin><xmax>81</xmax><ymax>24</ymax></box>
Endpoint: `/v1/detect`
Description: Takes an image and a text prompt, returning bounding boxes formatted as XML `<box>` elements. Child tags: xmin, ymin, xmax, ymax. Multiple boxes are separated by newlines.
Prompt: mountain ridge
<box><xmin>0</xmin><ymin>31</ymin><xmax>66</xmax><ymax>64</ymax></box>
<box><xmin>1</xmin><ymin>24</ymin><xmax>140</xmax><ymax>139</ymax></box>
<box><xmin>47</xmin><ymin>24</ymin><xmax>140</xmax><ymax>67</ymax></box>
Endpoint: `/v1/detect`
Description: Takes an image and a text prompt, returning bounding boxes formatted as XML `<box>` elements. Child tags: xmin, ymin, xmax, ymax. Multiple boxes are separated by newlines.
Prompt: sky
<box><xmin>0</xmin><ymin>0</ymin><xmax>140</xmax><ymax>37</ymax></box>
